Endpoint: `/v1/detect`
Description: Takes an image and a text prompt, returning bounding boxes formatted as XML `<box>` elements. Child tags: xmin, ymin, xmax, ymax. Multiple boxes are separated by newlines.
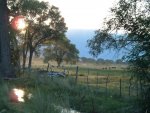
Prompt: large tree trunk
<box><xmin>22</xmin><ymin>42</ymin><xmax>28</xmax><ymax>71</ymax></box>
<box><xmin>22</xmin><ymin>29</ymin><xmax>29</xmax><ymax>71</ymax></box>
<box><xmin>27</xmin><ymin>35</ymin><xmax>34</xmax><ymax>71</ymax></box>
<box><xmin>28</xmin><ymin>47</ymin><xmax>34</xmax><ymax>71</ymax></box>
<box><xmin>22</xmin><ymin>47</ymin><xmax>26</xmax><ymax>71</ymax></box>
<box><xmin>0</xmin><ymin>0</ymin><xmax>15</xmax><ymax>78</ymax></box>
<box><xmin>56</xmin><ymin>57</ymin><xmax>63</xmax><ymax>67</ymax></box>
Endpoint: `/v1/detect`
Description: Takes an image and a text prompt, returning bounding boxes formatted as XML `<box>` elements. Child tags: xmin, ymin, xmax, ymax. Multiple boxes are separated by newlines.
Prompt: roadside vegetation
<box><xmin>0</xmin><ymin>57</ymin><xmax>141</xmax><ymax>113</ymax></box>
<box><xmin>0</xmin><ymin>69</ymin><xmax>139</xmax><ymax>113</ymax></box>
<box><xmin>0</xmin><ymin>0</ymin><xmax>149</xmax><ymax>113</ymax></box>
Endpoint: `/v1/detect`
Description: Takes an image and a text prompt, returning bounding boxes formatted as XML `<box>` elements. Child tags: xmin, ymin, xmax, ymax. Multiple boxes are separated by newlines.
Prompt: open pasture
<box><xmin>31</xmin><ymin>59</ymin><xmax>139</xmax><ymax>98</ymax></box>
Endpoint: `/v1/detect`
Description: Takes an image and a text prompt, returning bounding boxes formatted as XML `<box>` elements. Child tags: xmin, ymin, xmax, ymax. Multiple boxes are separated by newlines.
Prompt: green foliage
<box><xmin>24</xmin><ymin>89</ymin><xmax>61</xmax><ymax>113</ymax></box>
<box><xmin>43</xmin><ymin>38</ymin><xmax>79</xmax><ymax>66</ymax></box>
<box><xmin>8</xmin><ymin>0</ymin><xmax>68</xmax><ymax>70</ymax></box>
<box><xmin>87</xmin><ymin>0</ymin><xmax>150</xmax><ymax>112</ymax></box>
<box><xmin>88</xmin><ymin>0</ymin><xmax>150</xmax><ymax>57</ymax></box>
<box><xmin>0</xmin><ymin>81</ymin><xmax>23</xmax><ymax>113</ymax></box>
<box><xmin>0</xmin><ymin>82</ymin><xmax>9</xmax><ymax>112</ymax></box>
<box><xmin>67</xmin><ymin>66</ymin><xmax>128</xmax><ymax>76</ymax></box>
<box><xmin>80</xmin><ymin>57</ymin><xmax>126</xmax><ymax>64</ymax></box>
<box><xmin>0</xmin><ymin>72</ymin><xmax>138</xmax><ymax>113</ymax></box>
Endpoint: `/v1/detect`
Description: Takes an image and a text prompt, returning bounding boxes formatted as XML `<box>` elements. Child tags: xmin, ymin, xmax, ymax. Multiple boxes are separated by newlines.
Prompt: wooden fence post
<box><xmin>105</xmin><ymin>75</ymin><xmax>109</xmax><ymax>97</ymax></box>
<box><xmin>87</xmin><ymin>76</ymin><xmax>89</xmax><ymax>86</ymax></box>
<box><xmin>87</xmin><ymin>68</ymin><xmax>90</xmax><ymax>75</ymax></box>
<box><xmin>137</xmin><ymin>81</ymin><xmax>139</xmax><ymax>98</ymax></box>
<box><xmin>96</xmin><ymin>72</ymin><xmax>99</xmax><ymax>88</ymax></box>
<box><xmin>75</xmin><ymin>66</ymin><xmax>78</xmax><ymax>84</ymax></box>
<box><xmin>139</xmin><ymin>79</ymin><xmax>142</xmax><ymax>97</ymax></box>
<box><xmin>129</xmin><ymin>78</ymin><xmax>132</xmax><ymax>96</ymax></box>
<box><xmin>120</xmin><ymin>79</ymin><xmax>122</xmax><ymax>97</ymax></box>
<box><xmin>46</xmin><ymin>63</ymin><xmax>49</xmax><ymax>72</ymax></box>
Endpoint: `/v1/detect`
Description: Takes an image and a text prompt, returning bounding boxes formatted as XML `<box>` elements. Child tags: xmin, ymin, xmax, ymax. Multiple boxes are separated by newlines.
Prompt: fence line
<box><xmin>76</xmin><ymin>75</ymin><xmax>141</xmax><ymax>98</ymax></box>
<box><xmin>33</xmin><ymin>65</ymin><xmax>141</xmax><ymax>98</ymax></box>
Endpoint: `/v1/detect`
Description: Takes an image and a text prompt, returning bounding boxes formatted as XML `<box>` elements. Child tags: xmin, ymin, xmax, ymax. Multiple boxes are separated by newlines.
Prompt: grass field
<box><xmin>0</xmin><ymin>74</ymin><xmax>140</xmax><ymax>113</ymax></box>
<box><xmin>33</xmin><ymin>59</ymin><xmax>140</xmax><ymax>95</ymax></box>
<box><xmin>31</xmin><ymin>58</ymin><xmax>139</xmax><ymax>97</ymax></box>
<box><xmin>0</xmin><ymin>58</ymin><xmax>140</xmax><ymax>113</ymax></box>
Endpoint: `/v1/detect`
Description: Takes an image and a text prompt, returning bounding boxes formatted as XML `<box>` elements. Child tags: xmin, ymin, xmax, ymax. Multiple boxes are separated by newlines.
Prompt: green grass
<box><xmin>32</xmin><ymin>64</ymin><xmax>137</xmax><ymax>97</ymax></box>
<box><xmin>31</xmin><ymin>58</ymin><xmax>130</xmax><ymax>77</ymax></box>
<box><xmin>40</xmin><ymin>65</ymin><xmax>131</xmax><ymax>77</ymax></box>
<box><xmin>0</xmin><ymin>72</ymin><xmax>140</xmax><ymax>113</ymax></box>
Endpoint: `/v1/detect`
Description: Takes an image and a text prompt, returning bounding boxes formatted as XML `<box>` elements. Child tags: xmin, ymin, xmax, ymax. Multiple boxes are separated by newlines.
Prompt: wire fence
<box><xmin>32</xmin><ymin>64</ymin><xmax>141</xmax><ymax>98</ymax></box>
<box><xmin>76</xmin><ymin>75</ymin><xmax>141</xmax><ymax>98</ymax></box>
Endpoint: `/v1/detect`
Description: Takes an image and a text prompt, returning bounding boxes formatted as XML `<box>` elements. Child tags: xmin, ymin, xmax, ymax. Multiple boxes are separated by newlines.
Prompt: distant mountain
<box><xmin>66</xmin><ymin>29</ymin><xmax>124</xmax><ymax>60</ymax></box>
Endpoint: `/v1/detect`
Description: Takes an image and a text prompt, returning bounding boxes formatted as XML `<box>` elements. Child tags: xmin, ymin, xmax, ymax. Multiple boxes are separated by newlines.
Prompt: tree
<box><xmin>43</xmin><ymin>38</ymin><xmax>79</xmax><ymax>67</ymax></box>
<box><xmin>87</xmin><ymin>0</ymin><xmax>150</xmax><ymax>112</ymax></box>
<box><xmin>0</xmin><ymin>0</ymin><xmax>15</xmax><ymax>78</ymax></box>
<box><xmin>115</xmin><ymin>59</ymin><xmax>124</xmax><ymax>64</ymax></box>
<box><xmin>80</xmin><ymin>57</ymin><xmax>96</xmax><ymax>63</ymax></box>
<box><xmin>26</xmin><ymin>5</ymin><xmax>67</xmax><ymax>70</ymax></box>
<box><xmin>8</xmin><ymin>0</ymin><xmax>67</xmax><ymax>70</ymax></box>
<box><xmin>64</xmin><ymin>42</ymin><xmax>79</xmax><ymax>64</ymax></box>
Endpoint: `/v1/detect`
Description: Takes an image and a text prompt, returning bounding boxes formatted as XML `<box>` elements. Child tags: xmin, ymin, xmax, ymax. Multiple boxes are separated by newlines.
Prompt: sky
<box><xmin>40</xmin><ymin>0</ymin><xmax>118</xmax><ymax>30</ymax></box>
<box><xmin>39</xmin><ymin>0</ymin><xmax>123</xmax><ymax>60</ymax></box>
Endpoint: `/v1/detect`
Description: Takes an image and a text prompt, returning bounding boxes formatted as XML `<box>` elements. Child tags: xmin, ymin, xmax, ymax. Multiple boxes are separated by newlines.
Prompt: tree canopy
<box><xmin>88</xmin><ymin>0</ymin><xmax>150</xmax><ymax>57</ymax></box>
<box><xmin>43</xmin><ymin>37</ymin><xmax>79</xmax><ymax>67</ymax></box>
<box><xmin>88</xmin><ymin>0</ymin><xmax>150</xmax><ymax>112</ymax></box>
<box><xmin>7</xmin><ymin>0</ymin><xmax>68</xmax><ymax>70</ymax></box>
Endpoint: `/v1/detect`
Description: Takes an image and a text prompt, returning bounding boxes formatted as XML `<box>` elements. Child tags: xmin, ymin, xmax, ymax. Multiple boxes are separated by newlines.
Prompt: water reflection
<box><xmin>9</xmin><ymin>88</ymin><xmax>25</xmax><ymax>102</ymax></box>
<box><xmin>55</xmin><ymin>106</ymin><xmax>80</xmax><ymax>113</ymax></box>
<box><xmin>61</xmin><ymin>108</ymin><xmax>80</xmax><ymax>113</ymax></box>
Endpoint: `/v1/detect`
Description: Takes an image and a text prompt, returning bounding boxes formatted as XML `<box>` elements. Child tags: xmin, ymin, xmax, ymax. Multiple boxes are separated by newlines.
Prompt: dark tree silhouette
<box><xmin>0</xmin><ymin>0</ymin><xmax>15</xmax><ymax>78</ymax></box>
<box><xmin>88</xmin><ymin>0</ymin><xmax>150</xmax><ymax>112</ymax></box>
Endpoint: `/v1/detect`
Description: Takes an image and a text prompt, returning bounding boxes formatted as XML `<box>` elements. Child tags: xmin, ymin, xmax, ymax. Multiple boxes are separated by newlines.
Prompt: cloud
<box><xmin>40</xmin><ymin>0</ymin><xmax>118</xmax><ymax>29</ymax></box>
